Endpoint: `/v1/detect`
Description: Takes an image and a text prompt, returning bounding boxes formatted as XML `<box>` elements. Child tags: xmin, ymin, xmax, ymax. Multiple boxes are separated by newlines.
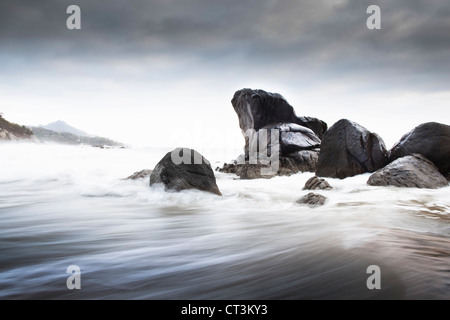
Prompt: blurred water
<box><xmin>0</xmin><ymin>143</ymin><xmax>449</xmax><ymax>299</ymax></box>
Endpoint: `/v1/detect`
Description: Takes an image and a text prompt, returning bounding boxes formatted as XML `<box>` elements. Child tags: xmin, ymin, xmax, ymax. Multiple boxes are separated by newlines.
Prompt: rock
<box><xmin>238</xmin><ymin>162</ymin><xmax>274</xmax><ymax>180</ymax></box>
<box><xmin>316</xmin><ymin>119</ymin><xmax>389</xmax><ymax>179</ymax></box>
<box><xmin>367</xmin><ymin>154</ymin><xmax>448</xmax><ymax>189</ymax></box>
<box><xmin>260</xmin><ymin>122</ymin><xmax>321</xmax><ymax>155</ymax></box>
<box><xmin>296</xmin><ymin>193</ymin><xmax>327</xmax><ymax>207</ymax></box>
<box><xmin>219</xmin><ymin>150</ymin><xmax>319</xmax><ymax>178</ymax></box>
<box><xmin>150</xmin><ymin>148</ymin><xmax>222</xmax><ymax>196</ymax></box>
<box><xmin>0</xmin><ymin>115</ymin><xmax>33</xmax><ymax>141</ymax></box>
<box><xmin>278</xmin><ymin>151</ymin><xmax>319</xmax><ymax>175</ymax></box>
<box><xmin>232</xmin><ymin>88</ymin><xmax>327</xmax><ymax>139</ymax></box>
<box><xmin>227</xmin><ymin>89</ymin><xmax>327</xmax><ymax>179</ymax></box>
<box><xmin>126</xmin><ymin>169</ymin><xmax>153</xmax><ymax>180</ymax></box>
<box><xmin>217</xmin><ymin>162</ymin><xmax>240</xmax><ymax>174</ymax></box>
<box><xmin>0</xmin><ymin>128</ymin><xmax>16</xmax><ymax>141</ymax></box>
<box><xmin>303</xmin><ymin>176</ymin><xmax>332</xmax><ymax>190</ymax></box>
<box><xmin>390</xmin><ymin>122</ymin><xmax>450</xmax><ymax>177</ymax></box>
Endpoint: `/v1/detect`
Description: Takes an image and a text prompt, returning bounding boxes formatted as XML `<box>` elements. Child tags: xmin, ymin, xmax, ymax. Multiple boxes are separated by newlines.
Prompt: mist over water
<box><xmin>0</xmin><ymin>143</ymin><xmax>449</xmax><ymax>299</ymax></box>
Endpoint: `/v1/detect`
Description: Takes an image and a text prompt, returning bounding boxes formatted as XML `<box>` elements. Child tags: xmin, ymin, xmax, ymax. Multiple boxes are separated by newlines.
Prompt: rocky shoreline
<box><xmin>0</xmin><ymin>114</ymin><xmax>33</xmax><ymax>141</ymax></box>
<box><xmin>138</xmin><ymin>88</ymin><xmax>449</xmax><ymax>198</ymax></box>
<box><xmin>220</xmin><ymin>88</ymin><xmax>449</xmax><ymax>187</ymax></box>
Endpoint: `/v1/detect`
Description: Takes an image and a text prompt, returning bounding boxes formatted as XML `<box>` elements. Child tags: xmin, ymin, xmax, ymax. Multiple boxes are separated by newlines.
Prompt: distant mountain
<box><xmin>30</xmin><ymin>127</ymin><xmax>124</xmax><ymax>147</ymax></box>
<box><xmin>0</xmin><ymin>114</ymin><xmax>33</xmax><ymax>141</ymax></box>
<box><xmin>42</xmin><ymin>120</ymin><xmax>92</xmax><ymax>137</ymax></box>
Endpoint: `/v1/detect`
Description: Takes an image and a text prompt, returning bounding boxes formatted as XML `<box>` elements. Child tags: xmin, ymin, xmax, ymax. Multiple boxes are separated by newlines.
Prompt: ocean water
<box><xmin>0</xmin><ymin>143</ymin><xmax>449</xmax><ymax>299</ymax></box>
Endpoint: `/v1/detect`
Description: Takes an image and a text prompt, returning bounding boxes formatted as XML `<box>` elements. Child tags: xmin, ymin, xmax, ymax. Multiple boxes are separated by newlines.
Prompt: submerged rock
<box><xmin>316</xmin><ymin>119</ymin><xmax>389</xmax><ymax>179</ymax></box>
<box><xmin>303</xmin><ymin>176</ymin><xmax>332</xmax><ymax>190</ymax></box>
<box><xmin>296</xmin><ymin>193</ymin><xmax>327</xmax><ymax>207</ymax></box>
<box><xmin>389</xmin><ymin>122</ymin><xmax>450</xmax><ymax>177</ymax></box>
<box><xmin>367</xmin><ymin>154</ymin><xmax>448</xmax><ymax>189</ymax></box>
<box><xmin>150</xmin><ymin>148</ymin><xmax>222</xmax><ymax>196</ymax></box>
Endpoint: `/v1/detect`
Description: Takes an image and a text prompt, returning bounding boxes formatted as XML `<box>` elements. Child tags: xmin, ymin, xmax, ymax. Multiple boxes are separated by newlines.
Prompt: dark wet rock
<box><xmin>125</xmin><ymin>169</ymin><xmax>153</xmax><ymax>180</ymax></box>
<box><xmin>367</xmin><ymin>154</ymin><xmax>448</xmax><ymax>189</ymax></box>
<box><xmin>232</xmin><ymin>88</ymin><xmax>327</xmax><ymax>139</ymax></box>
<box><xmin>260</xmin><ymin>122</ymin><xmax>321</xmax><ymax>155</ymax></box>
<box><xmin>296</xmin><ymin>192</ymin><xmax>327</xmax><ymax>207</ymax></box>
<box><xmin>226</xmin><ymin>89</ymin><xmax>327</xmax><ymax>179</ymax></box>
<box><xmin>389</xmin><ymin>122</ymin><xmax>450</xmax><ymax>177</ymax></box>
<box><xmin>316</xmin><ymin>119</ymin><xmax>389</xmax><ymax>179</ymax></box>
<box><xmin>150</xmin><ymin>148</ymin><xmax>222</xmax><ymax>196</ymax></box>
<box><xmin>303</xmin><ymin>176</ymin><xmax>332</xmax><ymax>190</ymax></box>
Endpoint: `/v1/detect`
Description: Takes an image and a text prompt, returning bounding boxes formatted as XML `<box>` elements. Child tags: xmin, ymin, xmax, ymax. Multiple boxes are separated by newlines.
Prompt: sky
<box><xmin>0</xmin><ymin>0</ymin><xmax>449</xmax><ymax>153</ymax></box>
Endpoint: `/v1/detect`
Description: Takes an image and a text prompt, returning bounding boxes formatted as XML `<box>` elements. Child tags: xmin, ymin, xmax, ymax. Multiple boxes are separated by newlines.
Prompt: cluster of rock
<box><xmin>218</xmin><ymin>88</ymin><xmax>449</xmax><ymax>191</ymax></box>
<box><xmin>366</xmin><ymin>123</ymin><xmax>449</xmax><ymax>188</ymax></box>
<box><xmin>134</xmin><ymin>88</ymin><xmax>448</xmax><ymax>197</ymax></box>
<box><xmin>295</xmin><ymin>176</ymin><xmax>333</xmax><ymax>207</ymax></box>
<box><xmin>219</xmin><ymin>88</ymin><xmax>327</xmax><ymax>178</ymax></box>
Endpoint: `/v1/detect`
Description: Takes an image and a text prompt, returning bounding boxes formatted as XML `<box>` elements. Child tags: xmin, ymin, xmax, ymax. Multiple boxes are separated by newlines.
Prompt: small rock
<box><xmin>303</xmin><ymin>176</ymin><xmax>332</xmax><ymax>190</ymax></box>
<box><xmin>296</xmin><ymin>192</ymin><xmax>327</xmax><ymax>207</ymax></box>
<box><xmin>126</xmin><ymin>169</ymin><xmax>153</xmax><ymax>180</ymax></box>
<box><xmin>239</xmin><ymin>162</ymin><xmax>275</xmax><ymax>179</ymax></box>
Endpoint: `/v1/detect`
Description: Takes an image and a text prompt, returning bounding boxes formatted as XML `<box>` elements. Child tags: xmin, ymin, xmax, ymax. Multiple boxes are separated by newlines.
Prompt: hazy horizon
<box><xmin>1</xmin><ymin>0</ymin><xmax>449</xmax><ymax>150</ymax></box>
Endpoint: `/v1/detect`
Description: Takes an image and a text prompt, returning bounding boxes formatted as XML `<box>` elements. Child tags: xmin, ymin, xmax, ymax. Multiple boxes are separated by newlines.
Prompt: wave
<box><xmin>0</xmin><ymin>143</ymin><xmax>449</xmax><ymax>299</ymax></box>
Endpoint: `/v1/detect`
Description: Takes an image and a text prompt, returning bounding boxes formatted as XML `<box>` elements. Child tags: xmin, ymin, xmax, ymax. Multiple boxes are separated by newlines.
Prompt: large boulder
<box><xmin>316</xmin><ymin>119</ymin><xmax>389</xmax><ymax>179</ymax></box>
<box><xmin>232</xmin><ymin>88</ymin><xmax>327</xmax><ymax>140</ymax></box>
<box><xmin>367</xmin><ymin>154</ymin><xmax>448</xmax><ymax>189</ymax></box>
<box><xmin>390</xmin><ymin>122</ymin><xmax>450</xmax><ymax>177</ymax></box>
<box><xmin>150</xmin><ymin>148</ymin><xmax>222</xmax><ymax>196</ymax></box>
<box><xmin>228</xmin><ymin>88</ymin><xmax>326</xmax><ymax>178</ymax></box>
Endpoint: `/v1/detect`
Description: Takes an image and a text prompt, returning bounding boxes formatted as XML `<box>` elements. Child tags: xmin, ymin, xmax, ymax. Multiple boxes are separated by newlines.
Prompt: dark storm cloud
<box><xmin>0</xmin><ymin>0</ymin><xmax>449</xmax><ymax>90</ymax></box>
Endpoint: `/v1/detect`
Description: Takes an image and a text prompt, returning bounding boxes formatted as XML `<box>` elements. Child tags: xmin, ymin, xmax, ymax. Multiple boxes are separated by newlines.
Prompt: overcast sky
<box><xmin>0</xmin><ymin>0</ymin><xmax>449</xmax><ymax>153</ymax></box>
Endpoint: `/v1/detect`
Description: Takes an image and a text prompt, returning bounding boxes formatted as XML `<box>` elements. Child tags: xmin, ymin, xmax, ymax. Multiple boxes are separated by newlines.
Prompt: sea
<box><xmin>0</xmin><ymin>142</ymin><xmax>449</xmax><ymax>299</ymax></box>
